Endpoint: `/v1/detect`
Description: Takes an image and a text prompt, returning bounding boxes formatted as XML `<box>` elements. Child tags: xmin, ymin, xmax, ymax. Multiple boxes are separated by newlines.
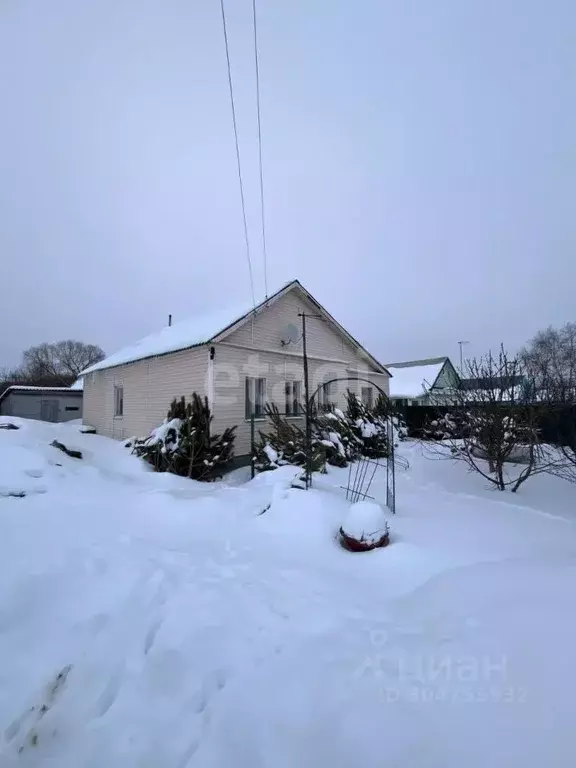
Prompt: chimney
<box><xmin>168</xmin><ymin>314</ymin><xmax>172</xmax><ymax>327</ymax></box>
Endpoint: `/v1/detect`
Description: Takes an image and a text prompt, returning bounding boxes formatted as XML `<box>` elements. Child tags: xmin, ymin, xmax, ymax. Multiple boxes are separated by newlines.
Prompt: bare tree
<box><xmin>22</xmin><ymin>340</ymin><xmax>104</xmax><ymax>383</ymax></box>
<box><xmin>521</xmin><ymin>323</ymin><xmax>576</xmax><ymax>401</ymax></box>
<box><xmin>426</xmin><ymin>347</ymin><xmax>558</xmax><ymax>492</ymax></box>
<box><xmin>522</xmin><ymin>323</ymin><xmax>576</xmax><ymax>481</ymax></box>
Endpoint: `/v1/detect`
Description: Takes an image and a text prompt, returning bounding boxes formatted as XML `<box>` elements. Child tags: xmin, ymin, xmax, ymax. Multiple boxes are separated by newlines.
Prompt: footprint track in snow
<box><xmin>186</xmin><ymin>668</ymin><xmax>229</xmax><ymax>716</ymax></box>
<box><xmin>144</xmin><ymin>617</ymin><xmax>163</xmax><ymax>654</ymax></box>
<box><xmin>96</xmin><ymin>666</ymin><xmax>124</xmax><ymax>717</ymax></box>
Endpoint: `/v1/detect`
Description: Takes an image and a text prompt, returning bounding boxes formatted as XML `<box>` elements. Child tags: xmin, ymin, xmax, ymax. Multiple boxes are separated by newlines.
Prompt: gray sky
<box><xmin>1</xmin><ymin>0</ymin><xmax>574</xmax><ymax>370</ymax></box>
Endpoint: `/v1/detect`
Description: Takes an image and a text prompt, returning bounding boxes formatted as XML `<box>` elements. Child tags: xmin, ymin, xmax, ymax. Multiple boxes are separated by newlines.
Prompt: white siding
<box><xmin>214</xmin><ymin>308</ymin><xmax>389</xmax><ymax>456</ymax></box>
<box><xmin>225</xmin><ymin>286</ymin><xmax>378</xmax><ymax>367</ymax></box>
<box><xmin>83</xmin><ymin>347</ymin><xmax>209</xmax><ymax>439</ymax></box>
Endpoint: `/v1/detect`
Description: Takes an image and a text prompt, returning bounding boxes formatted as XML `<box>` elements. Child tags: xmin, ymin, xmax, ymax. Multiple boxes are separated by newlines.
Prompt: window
<box><xmin>245</xmin><ymin>377</ymin><xmax>266</xmax><ymax>419</ymax></box>
<box><xmin>65</xmin><ymin>406</ymin><xmax>80</xmax><ymax>412</ymax></box>
<box><xmin>114</xmin><ymin>385</ymin><xmax>124</xmax><ymax>417</ymax></box>
<box><xmin>319</xmin><ymin>381</ymin><xmax>334</xmax><ymax>411</ymax></box>
<box><xmin>361</xmin><ymin>387</ymin><xmax>373</xmax><ymax>408</ymax></box>
<box><xmin>285</xmin><ymin>380</ymin><xmax>302</xmax><ymax>416</ymax></box>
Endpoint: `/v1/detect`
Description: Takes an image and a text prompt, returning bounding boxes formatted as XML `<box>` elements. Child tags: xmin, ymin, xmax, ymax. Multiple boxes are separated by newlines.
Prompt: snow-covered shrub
<box><xmin>421</xmin><ymin>412</ymin><xmax>462</xmax><ymax>441</ymax></box>
<box><xmin>254</xmin><ymin>391</ymin><xmax>394</xmax><ymax>473</ymax></box>
<box><xmin>132</xmin><ymin>394</ymin><xmax>236</xmax><ymax>480</ymax></box>
<box><xmin>346</xmin><ymin>391</ymin><xmax>390</xmax><ymax>459</ymax></box>
<box><xmin>254</xmin><ymin>404</ymin><xmax>327</xmax><ymax>472</ymax></box>
<box><xmin>313</xmin><ymin>405</ymin><xmax>362</xmax><ymax>467</ymax></box>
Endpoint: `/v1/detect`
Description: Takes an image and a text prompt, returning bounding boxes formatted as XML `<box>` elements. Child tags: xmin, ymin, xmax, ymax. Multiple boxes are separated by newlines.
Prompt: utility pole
<box><xmin>300</xmin><ymin>312</ymin><xmax>311</xmax><ymax>488</ymax></box>
<box><xmin>458</xmin><ymin>340</ymin><xmax>470</xmax><ymax>375</ymax></box>
<box><xmin>298</xmin><ymin>312</ymin><xmax>324</xmax><ymax>489</ymax></box>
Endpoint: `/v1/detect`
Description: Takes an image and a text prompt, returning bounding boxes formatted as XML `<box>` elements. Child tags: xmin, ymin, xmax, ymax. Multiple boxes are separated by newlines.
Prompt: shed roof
<box><xmin>0</xmin><ymin>386</ymin><xmax>83</xmax><ymax>404</ymax></box>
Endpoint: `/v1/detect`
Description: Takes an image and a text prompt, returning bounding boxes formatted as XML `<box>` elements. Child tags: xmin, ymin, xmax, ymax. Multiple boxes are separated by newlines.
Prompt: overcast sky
<box><xmin>1</xmin><ymin>0</ymin><xmax>574</xmax><ymax>370</ymax></box>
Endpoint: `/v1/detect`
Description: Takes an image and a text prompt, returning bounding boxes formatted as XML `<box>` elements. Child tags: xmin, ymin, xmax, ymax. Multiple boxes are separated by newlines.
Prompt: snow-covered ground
<box><xmin>1</xmin><ymin>416</ymin><xmax>575</xmax><ymax>767</ymax></box>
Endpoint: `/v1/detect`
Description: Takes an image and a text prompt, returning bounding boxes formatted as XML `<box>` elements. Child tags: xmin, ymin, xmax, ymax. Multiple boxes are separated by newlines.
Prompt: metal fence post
<box><xmin>250</xmin><ymin>411</ymin><xmax>255</xmax><ymax>479</ymax></box>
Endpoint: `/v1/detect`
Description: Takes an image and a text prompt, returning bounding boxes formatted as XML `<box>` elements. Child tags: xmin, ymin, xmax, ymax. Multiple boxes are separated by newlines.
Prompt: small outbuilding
<box><xmin>0</xmin><ymin>386</ymin><xmax>83</xmax><ymax>423</ymax></box>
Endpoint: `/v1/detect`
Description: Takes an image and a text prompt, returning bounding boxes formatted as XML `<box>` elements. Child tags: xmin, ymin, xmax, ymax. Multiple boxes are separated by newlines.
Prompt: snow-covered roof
<box><xmin>82</xmin><ymin>280</ymin><xmax>390</xmax><ymax>376</ymax></box>
<box><xmin>70</xmin><ymin>378</ymin><xmax>84</xmax><ymax>390</ymax></box>
<box><xmin>386</xmin><ymin>360</ymin><xmax>446</xmax><ymax>398</ymax></box>
<box><xmin>0</xmin><ymin>385</ymin><xmax>83</xmax><ymax>404</ymax></box>
<box><xmin>82</xmin><ymin>296</ymin><xmax>265</xmax><ymax>374</ymax></box>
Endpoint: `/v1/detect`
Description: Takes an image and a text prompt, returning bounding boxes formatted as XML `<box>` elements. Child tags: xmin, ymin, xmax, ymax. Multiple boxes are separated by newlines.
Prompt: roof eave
<box><xmin>81</xmin><ymin>278</ymin><xmax>388</xmax><ymax>376</ymax></box>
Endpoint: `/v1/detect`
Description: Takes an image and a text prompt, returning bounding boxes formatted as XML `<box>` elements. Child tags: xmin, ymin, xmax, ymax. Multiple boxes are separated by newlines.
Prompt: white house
<box><xmin>81</xmin><ymin>280</ymin><xmax>390</xmax><ymax>458</ymax></box>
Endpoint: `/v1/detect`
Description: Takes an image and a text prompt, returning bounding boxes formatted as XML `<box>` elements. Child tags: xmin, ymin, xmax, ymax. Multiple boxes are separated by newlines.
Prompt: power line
<box><xmin>251</xmin><ymin>0</ymin><xmax>268</xmax><ymax>298</ymax></box>
<box><xmin>219</xmin><ymin>0</ymin><xmax>256</xmax><ymax>307</ymax></box>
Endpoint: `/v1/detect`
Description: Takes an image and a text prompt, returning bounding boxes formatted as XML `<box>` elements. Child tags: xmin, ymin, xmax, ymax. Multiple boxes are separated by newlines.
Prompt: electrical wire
<box><xmin>219</xmin><ymin>0</ymin><xmax>256</xmax><ymax>307</ymax></box>
<box><xmin>251</xmin><ymin>0</ymin><xmax>268</xmax><ymax>298</ymax></box>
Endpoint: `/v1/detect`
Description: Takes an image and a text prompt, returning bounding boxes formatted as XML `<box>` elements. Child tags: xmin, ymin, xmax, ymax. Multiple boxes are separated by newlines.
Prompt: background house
<box><xmin>0</xmin><ymin>385</ymin><xmax>83</xmax><ymax>422</ymax></box>
<box><xmin>81</xmin><ymin>280</ymin><xmax>390</xmax><ymax>458</ymax></box>
<box><xmin>386</xmin><ymin>356</ymin><xmax>460</xmax><ymax>406</ymax></box>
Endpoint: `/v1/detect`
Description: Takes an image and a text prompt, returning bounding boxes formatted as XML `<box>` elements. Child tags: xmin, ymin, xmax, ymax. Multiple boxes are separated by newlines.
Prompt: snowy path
<box><xmin>1</xmin><ymin>419</ymin><xmax>575</xmax><ymax>767</ymax></box>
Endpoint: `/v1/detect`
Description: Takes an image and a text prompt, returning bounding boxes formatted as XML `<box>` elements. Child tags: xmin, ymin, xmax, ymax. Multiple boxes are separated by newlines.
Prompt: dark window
<box><xmin>65</xmin><ymin>406</ymin><xmax>80</xmax><ymax>412</ymax></box>
<box><xmin>285</xmin><ymin>380</ymin><xmax>302</xmax><ymax>416</ymax></box>
<box><xmin>245</xmin><ymin>377</ymin><xmax>266</xmax><ymax>419</ymax></box>
<box><xmin>319</xmin><ymin>381</ymin><xmax>334</xmax><ymax>411</ymax></box>
<box><xmin>114</xmin><ymin>385</ymin><xmax>124</xmax><ymax>417</ymax></box>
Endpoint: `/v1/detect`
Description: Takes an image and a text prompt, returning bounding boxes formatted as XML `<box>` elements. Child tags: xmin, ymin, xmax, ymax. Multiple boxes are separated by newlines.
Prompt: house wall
<box><xmin>212</xmin><ymin>288</ymin><xmax>387</xmax><ymax>456</ymax></box>
<box><xmin>212</xmin><ymin>345</ymin><xmax>386</xmax><ymax>457</ymax></box>
<box><xmin>0</xmin><ymin>392</ymin><xmax>83</xmax><ymax>422</ymax></box>
<box><xmin>83</xmin><ymin>347</ymin><xmax>209</xmax><ymax>439</ymax></box>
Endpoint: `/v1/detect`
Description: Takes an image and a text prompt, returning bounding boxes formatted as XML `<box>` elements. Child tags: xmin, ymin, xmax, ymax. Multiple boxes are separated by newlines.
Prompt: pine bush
<box><xmin>132</xmin><ymin>393</ymin><xmax>236</xmax><ymax>480</ymax></box>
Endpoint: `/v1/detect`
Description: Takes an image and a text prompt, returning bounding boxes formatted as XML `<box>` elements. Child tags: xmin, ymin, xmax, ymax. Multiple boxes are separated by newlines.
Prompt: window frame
<box><xmin>319</xmin><ymin>381</ymin><xmax>334</xmax><ymax>411</ymax></box>
<box><xmin>245</xmin><ymin>376</ymin><xmax>267</xmax><ymax>420</ymax></box>
<box><xmin>285</xmin><ymin>380</ymin><xmax>303</xmax><ymax>417</ymax></box>
<box><xmin>114</xmin><ymin>385</ymin><xmax>124</xmax><ymax>418</ymax></box>
<box><xmin>361</xmin><ymin>386</ymin><xmax>373</xmax><ymax>409</ymax></box>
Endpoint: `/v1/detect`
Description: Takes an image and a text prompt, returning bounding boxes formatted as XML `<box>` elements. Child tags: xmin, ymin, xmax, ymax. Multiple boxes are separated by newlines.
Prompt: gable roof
<box><xmin>385</xmin><ymin>357</ymin><xmax>451</xmax><ymax>398</ymax></box>
<box><xmin>0</xmin><ymin>385</ymin><xmax>83</xmax><ymax>405</ymax></box>
<box><xmin>386</xmin><ymin>356</ymin><xmax>449</xmax><ymax>369</ymax></box>
<box><xmin>82</xmin><ymin>280</ymin><xmax>389</xmax><ymax>375</ymax></box>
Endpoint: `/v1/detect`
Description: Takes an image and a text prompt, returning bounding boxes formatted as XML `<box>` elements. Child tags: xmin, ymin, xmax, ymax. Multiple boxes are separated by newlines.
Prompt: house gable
<box><xmin>433</xmin><ymin>359</ymin><xmax>460</xmax><ymax>390</ymax></box>
<box><xmin>221</xmin><ymin>283</ymin><xmax>386</xmax><ymax>373</ymax></box>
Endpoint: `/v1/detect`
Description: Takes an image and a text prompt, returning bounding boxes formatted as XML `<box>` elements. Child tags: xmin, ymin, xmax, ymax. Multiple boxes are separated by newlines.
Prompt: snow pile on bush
<box><xmin>339</xmin><ymin>500</ymin><xmax>390</xmax><ymax>551</ymax></box>
<box><xmin>256</xmin><ymin>392</ymin><xmax>396</xmax><ymax>473</ymax></box>
<box><xmin>131</xmin><ymin>394</ymin><xmax>236</xmax><ymax>480</ymax></box>
<box><xmin>253</xmin><ymin>404</ymin><xmax>327</xmax><ymax>473</ymax></box>
<box><xmin>314</xmin><ymin>405</ymin><xmax>363</xmax><ymax>467</ymax></box>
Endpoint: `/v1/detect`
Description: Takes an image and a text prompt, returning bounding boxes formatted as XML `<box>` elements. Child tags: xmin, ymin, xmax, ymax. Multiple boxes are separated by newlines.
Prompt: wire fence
<box><xmin>249</xmin><ymin>406</ymin><xmax>396</xmax><ymax>514</ymax></box>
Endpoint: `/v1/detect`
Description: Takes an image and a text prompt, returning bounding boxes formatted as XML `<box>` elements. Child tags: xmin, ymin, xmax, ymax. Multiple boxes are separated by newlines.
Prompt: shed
<box><xmin>0</xmin><ymin>386</ymin><xmax>83</xmax><ymax>423</ymax></box>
